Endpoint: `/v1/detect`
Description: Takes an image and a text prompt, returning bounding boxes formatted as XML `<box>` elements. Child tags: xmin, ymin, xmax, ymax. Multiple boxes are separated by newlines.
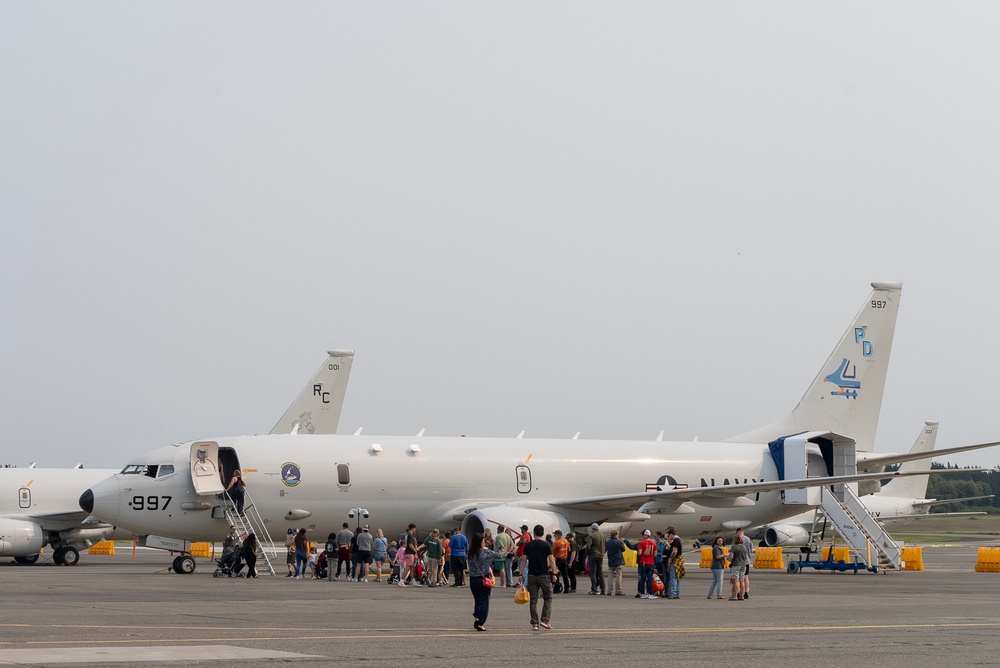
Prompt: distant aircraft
<box><xmin>1</xmin><ymin>350</ymin><xmax>353</xmax><ymax>566</ymax></box>
<box><xmin>84</xmin><ymin>282</ymin><xmax>1000</xmax><ymax>575</ymax></box>
<box><xmin>753</xmin><ymin>421</ymin><xmax>995</xmax><ymax>547</ymax></box>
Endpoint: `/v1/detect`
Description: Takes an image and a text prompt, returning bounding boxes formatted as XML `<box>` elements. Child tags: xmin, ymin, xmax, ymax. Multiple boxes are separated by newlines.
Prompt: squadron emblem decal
<box><xmin>281</xmin><ymin>462</ymin><xmax>302</xmax><ymax>487</ymax></box>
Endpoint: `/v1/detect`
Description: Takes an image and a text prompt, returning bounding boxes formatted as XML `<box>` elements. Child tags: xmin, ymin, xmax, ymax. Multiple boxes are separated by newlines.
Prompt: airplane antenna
<box><xmin>353</xmin><ymin>427</ymin><xmax>364</xmax><ymax>436</ymax></box>
<box><xmin>693</xmin><ymin>436</ymin><xmax>699</xmax><ymax>442</ymax></box>
<box><xmin>656</xmin><ymin>430</ymin><xmax>664</xmax><ymax>442</ymax></box>
<box><xmin>74</xmin><ymin>463</ymin><xmax>84</xmax><ymax>469</ymax></box>
<box><xmin>516</xmin><ymin>431</ymin><xmax>525</xmax><ymax>439</ymax></box>
<box><xmin>290</xmin><ymin>423</ymin><xmax>300</xmax><ymax>435</ymax></box>
<box><xmin>28</xmin><ymin>462</ymin><xmax>36</xmax><ymax>468</ymax></box>
<box><xmin>572</xmin><ymin>432</ymin><xmax>581</xmax><ymax>440</ymax></box>
<box><xmin>416</xmin><ymin>428</ymin><xmax>426</xmax><ymax>437</ymax></box>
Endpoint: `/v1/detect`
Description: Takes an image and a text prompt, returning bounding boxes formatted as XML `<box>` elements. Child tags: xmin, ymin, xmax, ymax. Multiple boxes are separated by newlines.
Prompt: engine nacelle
<box><xmin>461</xmin><ymin>507</ymin><xmax>570</xmax><ymax>539</ymax></box>
<box><xmin>763</xmin><ymin>524</ymin><xmax>812</xmax><ymax>547</ymax></box>
<box><xmin>0</xmin><ymin>518</ymin><xmax>46</xmax><ymax>557</ymax></box>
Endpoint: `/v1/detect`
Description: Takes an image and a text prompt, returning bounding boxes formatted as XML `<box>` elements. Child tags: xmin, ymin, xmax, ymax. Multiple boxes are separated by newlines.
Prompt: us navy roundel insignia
<box><xmin>281</xmin><ymin>462</ymin><xmax>301</xmax><ymax>487</ymax></box>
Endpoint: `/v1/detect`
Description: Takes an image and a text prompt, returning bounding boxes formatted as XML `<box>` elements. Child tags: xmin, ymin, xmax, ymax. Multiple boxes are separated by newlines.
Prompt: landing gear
<box><xmin>14</xmin><ymin>554</ymin><xmax>40</xmax><ymax>565</ymax></box>
<box><xmin>53</xmin><ymin>546</ymin><xmax>80</xmax><ymax>566</ymax></box>
<box><xmin>172</xmin><ymin>555</ymin><xmax>196</xmax><ymax>574</ymax></box>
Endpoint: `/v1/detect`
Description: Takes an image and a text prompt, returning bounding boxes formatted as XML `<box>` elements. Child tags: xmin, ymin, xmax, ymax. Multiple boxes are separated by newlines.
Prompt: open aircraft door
<box><xmin>190</xmin><ymin>441</ymin><xmax>225</xmax><ymax>496</ymax></box>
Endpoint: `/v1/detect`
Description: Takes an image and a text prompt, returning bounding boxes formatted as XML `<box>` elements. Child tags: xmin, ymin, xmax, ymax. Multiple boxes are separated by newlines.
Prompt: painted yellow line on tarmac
<box><xmin>3</xmin><ymin>621</ymin><xmax>1000</xmax><ymax>645</ymax></box>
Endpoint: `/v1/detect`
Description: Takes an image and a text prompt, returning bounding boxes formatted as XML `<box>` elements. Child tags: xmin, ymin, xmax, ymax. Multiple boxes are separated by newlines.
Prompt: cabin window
<box><xmin>156</xmin><ymin>464</ymin><xmax>175</xmax><ymax>478</ymax></box>
<box><xmin>121</xmin><ymin>464</ymin><xmax>158</xmax><ymax>478</ymax></box>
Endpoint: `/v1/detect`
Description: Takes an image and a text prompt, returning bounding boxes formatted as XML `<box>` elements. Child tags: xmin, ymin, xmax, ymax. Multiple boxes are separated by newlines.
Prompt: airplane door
<box><xmin>337</xmin><ymin>464</ymin><xmax>350</xmax><ymax>489</ymax></box>
<box><xmin>190</xmin><ymin>441</ymin><xmax>226</xmax><ymax>495</ymax></box>
<box><xmin>516</xmin><ymin>465</ymin><xmax>531</xmax><ymax>494</ymax></box>
<box><xmin>19</xmin><ymin>488</ymin><xmax>30</xmax><ymax>509</ymax></box>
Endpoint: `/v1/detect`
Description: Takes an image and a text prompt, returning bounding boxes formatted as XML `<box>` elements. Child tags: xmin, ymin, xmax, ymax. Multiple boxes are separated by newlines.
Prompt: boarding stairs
<box><xmin>819</xmin><ymin>485</ymin><xmax>903</xmax><ymax>570</ymax></box>
<box><xmin>223</xmin><ymin>490</ymin><xmax>277</xmax><ymax>576</ymax></box>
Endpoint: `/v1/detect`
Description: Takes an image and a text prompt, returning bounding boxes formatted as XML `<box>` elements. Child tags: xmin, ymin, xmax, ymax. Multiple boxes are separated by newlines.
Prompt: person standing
<box><xmin>708</xmin><ymin>536</ymin><xmax>726</xmax><ymax>599</ymax></box>
<box><xmin>284</xmin><ymin>528</ymin><xmax>296</xmax><ymax>578</ymax></box>
<box><xmin>494</xmin><ymin>525</ymin><xmax>514</xmax><ymax>587</ymax></box>
<box><xmin>325</xmin><ymin>532</ymin><xmax>338</xmax><ymax>581</ymax></box>
<box><xmin>242</xmin><ymin>532</ymin><xmax>258</xmax><ymax>578</ymax></box>
<box><xmin>552</xmin><ymin>530</ymin><xmax>570</xmax><ymax>593</ymax></box>
<box><xmin>737</xmin><ymin>526</ymin><xmax>755</xmax><ymax>599</ymax></box>
<box><xmin>585</xmin><ymin>523</ymin><xmax>606</xmax><ymax>595</ymax></box>
<box><xmin>605</xmin><ymin>529</ymin><xmax>627</xmax><ymax>596</ymax></box>
<box><xmin>399</xmin><ymin>524</ymin><xmax>421</xmax><ymax>587</ymax></box>
<box><xmin>222</xmin><ymin>525</ymin><xmax>239</xmax><ymax>556</ymax></box>
<box><xmin>373</xmin><ymin>529</ymin><xmax>388</xmax><ymax>583</ymax></box>
<box><xmin>356</xmin><ymin>525</ymin><xmax>374</xmax><ymax>582</ymax></box>
<box><xmin>566</xmin><ymin>533</ymin><xmax>579</xmax><ymax>592</ymax></box>
<box><xmin>728</xmin><ymin>534</ymin><xmax>748</xmax><ymax>601</ymax></box>
<box><xmin>293</xmin><ymin>528</ymin><xmax>308</xmax><ymax>579</ymax></box>
<box><xmin>467</xmin><ymin>532</ymin><xmax>510</xmax><ymax>632</ymax></box>
<box><xmin>335</xmin><ymin>522</ymin><xmax>353</xmax><ymax>581</ymax></box>
<box><xmin>449</xmin><ymin>527</ymin><xmax>469</xmax><ymax>587</ymax></box>
<box><xmin>420</xmin><ymin>528</ymin><xmax>444</xmax><ymax>587</ymax></box>
<box><xmin>520</xmin><ymin>524</ymin><xmax>557</xmax><ymax>630</ymax></box>
<box><xmin>665</xmin><ymin>527</ymin><xmax>683</xmax><ymax>599</ymax></box>
<box><xmin>634</xmin><ymin>529</ymin><xmax>657</xmax><ymax>599</ymax></box>
<box><xmin>225</xmin><ymin>469</ymin><xmax>246</xmax><ymax>516</ymax></box>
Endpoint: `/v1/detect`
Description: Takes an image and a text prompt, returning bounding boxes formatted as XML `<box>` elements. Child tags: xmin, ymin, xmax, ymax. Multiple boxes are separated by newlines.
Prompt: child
<box><xmin>308</xmin><ymin>546</ymin><xmax>318</xmax><ymax>579</ymax></box>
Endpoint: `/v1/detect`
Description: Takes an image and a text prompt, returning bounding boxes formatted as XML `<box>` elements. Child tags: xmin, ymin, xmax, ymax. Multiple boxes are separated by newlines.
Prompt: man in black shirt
<box><xmin>520</xmin><ymin>524</ymin><xmax>557</xmax><ymax>630</ymax></box>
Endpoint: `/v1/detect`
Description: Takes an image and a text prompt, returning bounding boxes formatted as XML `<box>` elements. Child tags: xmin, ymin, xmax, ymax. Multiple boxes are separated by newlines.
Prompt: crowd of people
<box><xmin>220</xmin><ymin>521</ymin><xmax>756</xmax><ymax>629</ymax></box>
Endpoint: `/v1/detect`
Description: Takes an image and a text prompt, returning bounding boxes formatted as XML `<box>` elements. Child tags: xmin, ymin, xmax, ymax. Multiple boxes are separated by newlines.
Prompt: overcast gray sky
<box><xmin>3</xmin><ymin>2</ymin><xmax>999</xmax><ymax>469</ymax></box>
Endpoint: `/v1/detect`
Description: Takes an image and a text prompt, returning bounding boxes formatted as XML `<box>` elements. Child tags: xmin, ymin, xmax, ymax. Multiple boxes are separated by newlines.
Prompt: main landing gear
<box><xmin>53</xmin><ymin>546</ymin><xmax>80</xmax><ymax>566</ymax></box>
<box><xmin>172</xmin><ymin>555</ymin><xmax>196</xmax><ymax>574</ymax></box>
<box><xmin>14</xmin><ymin>554</ymin><xmax>40</xmax><ymax>565</ymax></box>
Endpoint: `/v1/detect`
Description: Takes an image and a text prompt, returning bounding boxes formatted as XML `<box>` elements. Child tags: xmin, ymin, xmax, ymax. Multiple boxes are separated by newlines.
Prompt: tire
<box><xmin>61</xmin><ymin>547</ymin><xmax>81</xmax><ymax>567</ymax></box>
<box><xmin>787</xmin><ymin>561</ymin><xmax>800</xmax><ymax>574</ymax></box>
<box><xmin>176</xmin><ymin>556</ymin><xmax>196</xmax><ymax>574</ymax></box>
<box><xmin>53</xmin><ymin>548</ymin><xmax>66</xmax><ymax>565</ymax></box>
<box><xmin>14</xmin><ymin>554</ymin><xmax>40</xmax><ymax>565</ymax></box>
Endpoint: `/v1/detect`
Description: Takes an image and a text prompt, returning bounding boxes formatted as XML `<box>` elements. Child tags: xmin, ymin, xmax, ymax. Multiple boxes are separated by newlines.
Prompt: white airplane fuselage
<box><xmin>84</xmin><ymin>434</ymin><xmax>834</xmax><ymax>543</ymax></box>
<box><xmin>0</xmin><ymin>468</ymin><xmax>121</xmax><ymax>558</ymax></box>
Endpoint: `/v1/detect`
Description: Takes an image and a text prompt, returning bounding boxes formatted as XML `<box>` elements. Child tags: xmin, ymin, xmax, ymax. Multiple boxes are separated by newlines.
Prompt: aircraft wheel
<box><xmin>173</xmin><ymin>556</ymin><xmax>196</xmax><ymax>574</ymax></box>
<box><xmin>14</xmin><ymin>554</ymin><xmax>40</xmax><ymax>565</ymax></box>
<box><xmin>61</xmin><ymin>547</ymin><xmax>81</xmax><ymax>567</ymax></box>
<box><xmin>787</xmin><ymin>561</ymin><xmax>800</xmax><ymax>574</ymax></box>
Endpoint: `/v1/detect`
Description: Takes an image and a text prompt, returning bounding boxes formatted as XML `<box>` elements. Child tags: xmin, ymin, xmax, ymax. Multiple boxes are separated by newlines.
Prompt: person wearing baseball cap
<box><xmin>586</xmin><ymin>523</ymin><xmax>606</xmax><ymax>595</ymax></box>
<box><xmin>635</xmin><ymin>528</ymin><xmax>658</xmax><ymax>598</ymax></box>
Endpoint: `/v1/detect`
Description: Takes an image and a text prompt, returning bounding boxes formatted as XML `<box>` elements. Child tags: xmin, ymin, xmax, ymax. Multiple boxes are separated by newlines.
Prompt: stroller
<box><xmin>315</xmin><ymin>551</ymin><xmax>329</xmax><ymax>580</ymax></box>
<box><xmin>213</xmin><ymin>546</ymin><xmax>243</xmax><ymax>578</ymax></box>
<box><xmin>387</xmin><ymin>561</ymin><xmax>400</xmax><ymax>584</ymax></box>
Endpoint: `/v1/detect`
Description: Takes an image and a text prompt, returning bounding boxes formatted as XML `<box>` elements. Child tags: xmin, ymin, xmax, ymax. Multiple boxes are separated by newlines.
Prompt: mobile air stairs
<box><xmin>771</xmin><ymin>432</ymin><xmax>903</xmax><ymax>574</ymax></box>
<box><xmin>222</xmin><ymin>489</ymin><xmax>278</xmax><ymax>576</ymax></box>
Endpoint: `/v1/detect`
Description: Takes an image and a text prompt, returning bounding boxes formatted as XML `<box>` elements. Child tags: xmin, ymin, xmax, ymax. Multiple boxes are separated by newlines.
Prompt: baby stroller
<box><xmin>387</xmin><ymin>561</ymin><xmax>400</xmax><ymax>584</ymax></box>
<box><xmin>315</xmin><ymin>551</ymin><xmax>329</xmax><ymax>580</ymax></box>
<box><xmin>213</xmin><ymin>546</ymin><xmax>243</xmax><ymax>578</ymax></box>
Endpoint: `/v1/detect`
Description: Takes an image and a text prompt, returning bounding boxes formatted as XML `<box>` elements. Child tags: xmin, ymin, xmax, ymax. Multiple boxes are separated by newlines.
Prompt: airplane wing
<box><xmin>858</xmin><ymin>440</ymin><xmax>1000</xmax><ymax>471</ymax></box>
<box><xmin>546</xmin><ymin>469</ymin><xmax>917</xmax><ymax>513</ymax></box>
<box><xmin>25</xmin><ymin>510</ymin><xmax>96</xmax><ymax>532</ymax></box>
<box><xmin>910</xmin><ymin>494</ymin><xmax>994</xmax><ymax>509</ymax></box>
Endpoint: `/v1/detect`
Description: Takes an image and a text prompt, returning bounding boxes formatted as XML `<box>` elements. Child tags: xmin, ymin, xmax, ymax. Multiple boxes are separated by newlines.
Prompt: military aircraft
<box><xmin>1</xmin><ymin>350</ymin><xmax>353</xmax><ymax>566</ymax></box>
<box><xmin>84</xmin><ymin>281</ymin><xmax>1000</xmax><ymax>577</ymax></box>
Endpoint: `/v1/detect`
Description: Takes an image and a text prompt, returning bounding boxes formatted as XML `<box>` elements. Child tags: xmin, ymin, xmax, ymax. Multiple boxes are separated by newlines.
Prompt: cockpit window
<box><xmin>156</xmin><ymin>464</ymin><xmax>175</xmax><ymax>478</ymax></box>
<box><xmin>121</xmin><ymin>464</ymin><xmax>159</xmax><ymax>478</ymax></box>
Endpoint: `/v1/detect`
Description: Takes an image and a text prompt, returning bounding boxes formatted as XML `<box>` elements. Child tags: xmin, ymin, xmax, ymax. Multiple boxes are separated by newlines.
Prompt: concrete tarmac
<box><xmin>2</xmin><ymin>541</ymin><xmax>1000</xmax><ymax>667</ymax></box>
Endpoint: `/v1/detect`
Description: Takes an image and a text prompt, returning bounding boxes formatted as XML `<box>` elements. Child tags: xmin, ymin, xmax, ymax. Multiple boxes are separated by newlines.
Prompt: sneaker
<box><xmin>635</xmin><ymin>594</ymin><xmax>642</xmax><ymax>599</ymax></box>
<box><xmin>743</xmin><ymin>593</ymin><xmax>749</xmax><ymax>599</ymax></box>
<box><xmin>531</xmin><ymin>623</ymin><xmax>539</xmax><ymax>631</ymax></box>
<box><xmin>539</xmin><ymin>621</ymin><xmax>553</xmax><ymax>630</ymax></box>
<box><xmin>413</xmin><ymin>582</ymin><xmax>423</xmax><ymax>587</ymax></box>
<box><xmin>615</xmin><ymin>592</ymin><xmax>625</xmax><ymax>596</ymax></box>
<box><xmin>333</xmin><ymin>576</ymin><xmax>340</xmax><ymax>581</ymax></box>
<box><xmin>398</xmin><ymin>581</ymin><xmax>407</xmax><ymax>587</ymax></box>
<box><xmin>588</xmin><ymin>591</ymin><xmax>598</xmax><ymax>596</ymax></box>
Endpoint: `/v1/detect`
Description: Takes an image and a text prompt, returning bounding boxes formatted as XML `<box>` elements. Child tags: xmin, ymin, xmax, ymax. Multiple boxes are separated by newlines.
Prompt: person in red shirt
<box><xmin>635</xmin><ymin>529</ymin><xmax>658</xmax><ymax>599</ymax></box>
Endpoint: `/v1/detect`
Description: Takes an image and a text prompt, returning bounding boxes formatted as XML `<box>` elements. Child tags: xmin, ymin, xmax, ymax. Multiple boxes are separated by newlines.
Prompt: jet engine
<box><xmin>461</xmin><ymin>507</ymin><xmax>570</xmax><ymax>538</ymax></box>
<box><xmin>0</xmin><ymin>518</ymin><xmax>45</xmax><ymax>556</ymax></box>
<box><xmin>763</xmin><ymin>524</ymin><xmax>812</xmax><ymax>547</ymax></box>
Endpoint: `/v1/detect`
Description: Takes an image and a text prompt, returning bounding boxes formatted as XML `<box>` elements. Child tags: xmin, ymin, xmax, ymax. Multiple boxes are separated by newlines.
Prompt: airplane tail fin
<box><xmin>726</xmin><ymin>281</ymin><xmax>903</xmax><ymax>451</ymax></box>
<box><xmin>879</xmin><ymin>421</ymin><xmax>939</xmax><ymax>499</ymax></box>
<box><xmin>270</xmin><ymin>350</ymin><xmax>355</xmax><ymax>435</ymax></box>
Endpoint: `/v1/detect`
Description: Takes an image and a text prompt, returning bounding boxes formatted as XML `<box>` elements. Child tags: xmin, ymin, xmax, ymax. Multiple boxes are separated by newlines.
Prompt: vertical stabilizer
<box><xmin>726</xmin><ymin>282</ymin><xmax>903</xmax><ymax>451</ymax></box>
<box><xmin>878</xmin><ymin>421</ymin><xmax>939</xmax><ymax>499</ymax></box>
<box><xmin>270</xmin><ymin>350</ymin><xmax>355</xmax><ymax>435</ymax></box>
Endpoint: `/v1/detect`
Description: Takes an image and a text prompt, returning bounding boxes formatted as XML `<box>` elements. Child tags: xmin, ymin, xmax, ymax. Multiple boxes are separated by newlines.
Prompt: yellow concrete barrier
<box><xmin>190</xmin><ymin>542</ymin><xmax>212</xmax><ymax>558</ymax></box>
<box><xmin>975</xmin><ymin>546</ymin><xmax>1000</xmax><ymax>572</ymax></box>
<box><xmin>87</xmin><ymin>540</ymin><xmax>115</xmax><ymax>556</ymax></box>
<box><xmin>754</xmin><ymin>546</ymin><xmax>784</xmax><ymax>569</ymax></box>
<box><xmin>900</xmin><ymin>546</ymin><xmax>924</xmax><ymax>571</ymax></box>
<box><xmin>699</xmin><ymin>546</ymin><xmax>728</xmax><ymax>568</ymax></box>
<box><xmin>822</xmin><ymin>546</ymin><xmax>850</xmax><ymax>563</ymax></box>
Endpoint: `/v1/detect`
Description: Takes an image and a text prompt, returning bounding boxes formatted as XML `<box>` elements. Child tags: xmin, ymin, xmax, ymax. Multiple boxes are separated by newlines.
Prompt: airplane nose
<box><xmin>80</xmin><ymin>489</ymin><xmax>95</xmax><ymax>513</ymax></box>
